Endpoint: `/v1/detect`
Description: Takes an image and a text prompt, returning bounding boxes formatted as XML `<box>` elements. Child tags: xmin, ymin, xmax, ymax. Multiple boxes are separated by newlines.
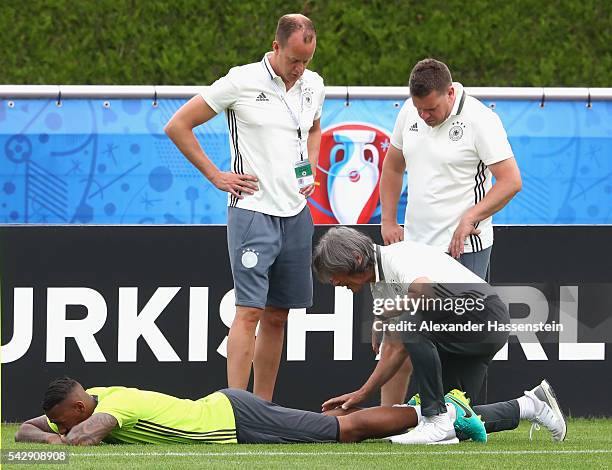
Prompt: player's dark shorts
<box><xmin>227</xmin><ymin>206</ymin><xmax>314</xmax><ymax>310</ymax></box>
<box><xmin>220</xmin><ymin>388</ymin><xmax>339</xmax><ymax>444</ymax></box>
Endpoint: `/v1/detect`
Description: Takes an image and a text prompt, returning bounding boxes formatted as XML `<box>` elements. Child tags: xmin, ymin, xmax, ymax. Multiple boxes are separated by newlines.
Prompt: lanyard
<box><xmin>270</xmin><ymin>79</ymin><xmax>305</xmax><ymax>161</ymax></box>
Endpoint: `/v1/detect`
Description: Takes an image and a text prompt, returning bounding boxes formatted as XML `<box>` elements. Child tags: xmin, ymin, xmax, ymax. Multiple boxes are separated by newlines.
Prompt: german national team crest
<box><xmin>449</xmin><ymin>121</ymin><xmax>466</xmax><ymax>141</ymax></box>
<box><xmin>302</xmin><ymin>88</ymin><xmax>314</xmax><ymax>109</ymax></box>
<box><xmin>241</xmin><ymin>248</ymin><xmax>259</xmax><ymax>269</ymax></box>
<box><xmin>308</xmin><ymin>123</ymin><xmax>391</xmax><ymax>224</ymax></box>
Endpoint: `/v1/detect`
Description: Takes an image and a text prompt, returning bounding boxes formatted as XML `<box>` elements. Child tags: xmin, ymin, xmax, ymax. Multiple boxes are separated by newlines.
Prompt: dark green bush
<box><xmin>1</xmin><ymin>0</ymin><xmax>609</xmax><ymax>86</ymax></box>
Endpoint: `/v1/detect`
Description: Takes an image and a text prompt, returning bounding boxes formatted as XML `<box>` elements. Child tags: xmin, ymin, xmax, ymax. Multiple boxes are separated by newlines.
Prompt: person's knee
<box><xmin>233</xmin><ymin>306</ymin><xmax>264</xmax><ymax>327</ymax></box>
<box><xmin>262</xmin><ymin>307</ymin><xmax>289</xmax><ymax>329</ymax></box>
<box><xmin>337</xmin><ymin>416</ymin><xmax>361</xmax><ymax>443</ymax></box>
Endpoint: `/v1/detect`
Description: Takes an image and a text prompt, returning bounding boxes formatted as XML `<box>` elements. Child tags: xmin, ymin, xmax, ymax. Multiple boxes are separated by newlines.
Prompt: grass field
<box><xmin>2</xmin><ymin>419</ymin><xmax>612</xmax><ymax>469</ymax></box>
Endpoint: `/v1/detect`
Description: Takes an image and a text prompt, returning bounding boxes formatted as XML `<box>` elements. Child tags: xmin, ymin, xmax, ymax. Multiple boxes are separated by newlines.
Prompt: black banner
<box><xmin>1</xmin><ymin>225</ymin><xmax>611</xmax><ymax>421</ymax></box>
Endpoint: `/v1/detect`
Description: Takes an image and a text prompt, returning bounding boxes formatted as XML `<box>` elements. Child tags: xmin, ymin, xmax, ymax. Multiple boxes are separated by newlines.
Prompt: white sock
<box><xmin>517</xmin><ymin>395</ymin><xmax>537</xmax><ymax>420</ymax></box>
<box><xmin>413</xmin><ymin>405</ymin><xmax>422</xmax><ymax>423</ymax></box>
<box><xmin>445</xmin><ymin>402</ymin><xmax>457</xmax><ymax>421</ymax></box>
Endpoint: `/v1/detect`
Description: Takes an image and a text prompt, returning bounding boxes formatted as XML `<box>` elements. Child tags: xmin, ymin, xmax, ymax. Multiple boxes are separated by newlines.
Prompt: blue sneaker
<box><xmin>445</xmin><ymin>389</ymin><xmax>487</xmax><ymax>443</ymax></box>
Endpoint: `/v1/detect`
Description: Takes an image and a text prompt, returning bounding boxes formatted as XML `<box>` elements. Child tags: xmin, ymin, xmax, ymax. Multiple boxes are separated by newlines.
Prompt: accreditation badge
<box><xmin>294</xmin><ymin>160</ymin><xmax>314</xmax><ymax>189</ymax></box>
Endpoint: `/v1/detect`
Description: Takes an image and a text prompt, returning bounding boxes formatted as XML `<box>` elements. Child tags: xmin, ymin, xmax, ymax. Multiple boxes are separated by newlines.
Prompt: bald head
<box><xmin>275</xmin><ymin>14</ymin><xmax>316</xmax><ymax>46</ymax></box>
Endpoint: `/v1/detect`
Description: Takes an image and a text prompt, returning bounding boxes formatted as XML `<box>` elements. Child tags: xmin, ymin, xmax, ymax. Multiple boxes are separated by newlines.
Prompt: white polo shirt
<box><xmin>201</xmin><ymin>53</ymin><xmax>325</xmax><ymax>217</ymax></box>
<box><xmin>374</xmin><ymin>241</ymin><xmax>487</xmax><ymax>285</ymax></box>
<box><xmin>390</xmin><ymin>82</ymin><xmax>514</xmax><ymax>253</ymax></box>
<box><xmin>370</xmin><ymin>241</ymin><xmax>494</xmax><ymax>304</ymax></box>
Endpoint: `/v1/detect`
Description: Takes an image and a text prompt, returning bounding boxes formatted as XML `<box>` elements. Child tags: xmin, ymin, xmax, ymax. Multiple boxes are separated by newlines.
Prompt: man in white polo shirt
<box><xmin>376</xmin><ymin>58</ymin><xmax>522</xmax><ymax>406</ymax></box>
<box><xmin>164</xmin><ymin>14</ymin><xmax>325</xmax><ymax>401</ymax></box>
<box><xmin>382</xmin><ymin>57</ymin><xmax>522</xmax><ymax>278</ymax></box>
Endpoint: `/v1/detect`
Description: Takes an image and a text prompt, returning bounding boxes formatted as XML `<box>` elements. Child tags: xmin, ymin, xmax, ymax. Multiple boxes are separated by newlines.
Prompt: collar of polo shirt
<box><xmin>263</xmin><ymin>53</ymin><xmax>307</xmax><ymax>90</ymax></box>
<box><xmin>373</xmin><ymin>244</ymin><xmax>385</xmax><ymax>282</ymax></box>
<box><xmin>435</xmin><ymin>82</ymin><xmax>466</xmax><ymax>128</ymax></box>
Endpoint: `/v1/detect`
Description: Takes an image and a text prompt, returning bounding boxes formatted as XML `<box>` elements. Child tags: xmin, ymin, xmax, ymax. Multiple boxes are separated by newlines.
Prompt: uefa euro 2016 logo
<box><xmin>308</xmin><ymin>123</ymin><xmax>391</xmax><ymax>224</ymax></box>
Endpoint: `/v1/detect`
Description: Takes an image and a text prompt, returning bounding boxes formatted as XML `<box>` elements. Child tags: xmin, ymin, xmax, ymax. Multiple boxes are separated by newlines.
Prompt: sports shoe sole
<box><xmin>427</xmin><ymin>437</ymin><xmax>459</xmax><ymax>445</ymax></box>
<box><xmin>539</xmin><ymin>379</ymin><xmax>567</xmax><ymax>441</ymax></box>
<box><xmin>390</xmin><ymin>436</ymin><xmax>460</xmax><ymax>445</ymax></box>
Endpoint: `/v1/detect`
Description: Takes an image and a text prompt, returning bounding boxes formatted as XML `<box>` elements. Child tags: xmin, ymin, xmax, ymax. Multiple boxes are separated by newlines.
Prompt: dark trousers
<box><xmin>404</xmin><ymin>295</ymin><xmax>520</xmax><ymax>434</ymax></box>
<box><xmin>404</xmin><ymin>335</ymin><xmax>499</xmax><ymax>416</ymax></box>
<box><xmin>406</xmin><ymin>337</ymin><xmax>520</xmax><ymax>434</ymax></box>
<box><xmin>474</xmin><ymin>401</ymin><xmax>521</xmax><ymax>435</ymax></box>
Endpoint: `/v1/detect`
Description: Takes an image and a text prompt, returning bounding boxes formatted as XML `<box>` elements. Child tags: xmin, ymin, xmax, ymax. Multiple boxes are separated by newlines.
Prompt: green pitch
<box><xmin>2</xmin><ymin>419</ymin><xmax>611</xmax><ymax>469</ymax></box>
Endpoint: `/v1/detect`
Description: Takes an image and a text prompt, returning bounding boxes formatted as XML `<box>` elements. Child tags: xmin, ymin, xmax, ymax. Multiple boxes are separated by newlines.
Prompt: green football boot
<box><xmin>407</xmin><ymin>393</ymin><xmax>420</xmax><ymax>406</ymax></box>
<box><xmin>445</xmin><ymin>389</ymin><xmax>487</xmax><ymax>443</ymax></box>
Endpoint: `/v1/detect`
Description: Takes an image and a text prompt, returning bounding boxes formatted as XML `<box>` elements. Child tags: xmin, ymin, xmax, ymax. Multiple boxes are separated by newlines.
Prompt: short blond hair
<box><xmin>275</xmin><ymin>14</ymin><xmax>316</xmax><ymax>46</ymax></box>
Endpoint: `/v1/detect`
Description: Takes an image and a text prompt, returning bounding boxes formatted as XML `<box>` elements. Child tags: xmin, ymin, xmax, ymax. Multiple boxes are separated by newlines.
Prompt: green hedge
<box><xmin>1</xmin><ymin>0</ymin><xmax>610</xmax><ymax>86</ymax></box>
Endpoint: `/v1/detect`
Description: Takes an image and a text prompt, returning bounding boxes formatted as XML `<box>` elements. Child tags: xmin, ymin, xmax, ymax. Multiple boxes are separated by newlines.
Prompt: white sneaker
<box><xmin>525</xmin><ymin>379</ymin><xmax>567</xmax><ymax>441</ymax></box>
<box><xmin>389</xmin><ymin>403</ymin><xmax>458</xmax><ymax>445</ymax></box>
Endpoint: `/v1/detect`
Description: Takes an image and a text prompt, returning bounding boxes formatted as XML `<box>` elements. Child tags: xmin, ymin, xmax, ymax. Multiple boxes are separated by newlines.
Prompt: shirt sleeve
<box><xmin>383</xmin><ymin>245</ymin><xmax>420</xmax><ymax>286</ymax></box>
<box><xmin>200</xmin><ymin>68</ymin><xmax>240</xmax><ymax>114</ymax></box>
<box><xmin>389</xmin><ymin>258</ymin><xmax>419</xmax><ymax>286</ymax></box>
<box><xmin>46</xmin><ymin>418</ymin><xmax>59</xmax><ymax>434</ymax></box>
<box><xmin>473</xmin><ymin>110</ymin><xmax>514</xmax><ymax>166</ymax></box>
<box><xmin>390</xmin><ymin>100</ymin><xmax>410</xmax><ymax>151</ymax></box>
<box><xmin>91</xmin><ymin>391</ymin><xmax>139</xmax><ymax>429</ymax></box>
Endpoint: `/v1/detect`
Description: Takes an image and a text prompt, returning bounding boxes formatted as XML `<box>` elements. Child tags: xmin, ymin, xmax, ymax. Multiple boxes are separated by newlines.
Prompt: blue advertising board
<box><xmin>1</xmin><ymin>96</ymin><xmax>610</xmax><ymax>224</ymax></box>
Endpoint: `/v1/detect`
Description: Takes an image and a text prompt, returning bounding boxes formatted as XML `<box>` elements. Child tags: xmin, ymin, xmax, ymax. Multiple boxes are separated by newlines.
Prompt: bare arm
<box><xmin>469</xmin><ymin>157</ymin><xmax>522</xmax><ymax>221</ymax></box>
<box><xmin>408</xmin><ymin>276</ymin><xmax>434</xmax><ymax>297</ymax></box>
<box><xmin>449</xmin><ymin>157</ymin><xmax>522</xmax><ymax>258</ymax></box>
<box><xmin>323</xmin><ymin>279</ymin><xmax>433</xmax><ymax>411</ymax></box>
<box><xmin>164</xmin><ymin>95</ymin><xmax>258</xmax><ymax>199</ymax></box>
<box><xmin>300</xmin><ymin>118</ymin><xmax>322</xmax><ymax>198</ymax></box>
<box><xmin>380</xmin><ymin>145</ymin><xmax>406</xmax><ymax>245</ymax></box>
<box><xmin>15</xmin><ymin>416</ymin><xmax>63</xmax><ymax>444</ymax></box>
<box><xmin>360</xmin><ymin>335</ymin><xmax>409</xmax><ymax>395</ymax></box>
<box><xmin>64</xmin><ymin>413</ymin><xmax>118</xmax><ymax>446</ymax></box>
<box><xmin>322</xmin><ymin>331</ymin><xmax>408</xmax><ymax>411</ymax></box>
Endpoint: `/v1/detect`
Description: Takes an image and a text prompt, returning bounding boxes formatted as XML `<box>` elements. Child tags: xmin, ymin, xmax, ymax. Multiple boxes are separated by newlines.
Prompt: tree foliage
<box><xmin>1</xmin><ymin>0</ymin><xmax>609</xmax><ymax>86</ymax></box>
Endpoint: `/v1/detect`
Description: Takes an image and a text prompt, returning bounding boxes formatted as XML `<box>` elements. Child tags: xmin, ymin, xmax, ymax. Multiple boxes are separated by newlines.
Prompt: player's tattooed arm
<box><xmin>64</xmin><ymin>413</ymin><xmax>118</xmax><ymax>446</ymax></box>
<box><xmin>15</xmin><ymin>415</ymin><xmax>64</xmax><ymax>444</ymax></box>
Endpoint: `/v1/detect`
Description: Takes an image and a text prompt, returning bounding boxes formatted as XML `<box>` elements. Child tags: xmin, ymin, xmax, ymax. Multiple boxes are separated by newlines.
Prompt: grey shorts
<box><xmin>220</xmin><ymin>388</ymin><xmax>339</xmax><ymax>444</ymax></box>
<box><xmin>227</xmin><ymin>206</ymin><xmax>314</xmax><ymax>309</ymax></box>
<box><xmin>458</xmin><ymin>246</ymin><xmax>492</xmax><ymax>280</ymax></box>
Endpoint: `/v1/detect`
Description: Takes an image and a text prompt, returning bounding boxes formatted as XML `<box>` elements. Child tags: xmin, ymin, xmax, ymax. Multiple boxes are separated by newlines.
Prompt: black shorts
<box><xmin>220</xmin><ymin>388</ymin><xmax>339</xmax><ymax>444</ymax></box>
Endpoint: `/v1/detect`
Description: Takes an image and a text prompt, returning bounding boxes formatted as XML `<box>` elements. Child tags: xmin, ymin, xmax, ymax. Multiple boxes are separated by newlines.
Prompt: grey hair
<box><xmin>313</xmin><ymin>227</ymin><xmax>375</xmax><ymax>283</ymax></box>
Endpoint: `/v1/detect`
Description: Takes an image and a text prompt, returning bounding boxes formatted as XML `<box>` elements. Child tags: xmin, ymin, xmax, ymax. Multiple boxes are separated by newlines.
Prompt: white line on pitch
<box><xmin>72</xmin><ymin>449</ymin><xmax>612</xmax><ymax>457</ymax></box>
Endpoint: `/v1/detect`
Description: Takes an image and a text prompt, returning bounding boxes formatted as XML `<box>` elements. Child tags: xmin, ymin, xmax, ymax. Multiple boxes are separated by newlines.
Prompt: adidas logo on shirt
<box><xmin>256</xmin><ymin>92</ymin><xmax>269</xmax><ymax>102</ymax></box>
<box><xmin>409</xmin><ymin>122</ymin><xmax>418</xmax><ymax>132</ymax></box>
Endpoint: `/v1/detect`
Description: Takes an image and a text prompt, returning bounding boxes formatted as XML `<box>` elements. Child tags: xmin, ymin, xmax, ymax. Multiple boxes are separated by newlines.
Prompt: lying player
<box><xmin>15</xmin><ymin>377</ymin><xmax>485</xmax><ymax>445</ymax></box>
